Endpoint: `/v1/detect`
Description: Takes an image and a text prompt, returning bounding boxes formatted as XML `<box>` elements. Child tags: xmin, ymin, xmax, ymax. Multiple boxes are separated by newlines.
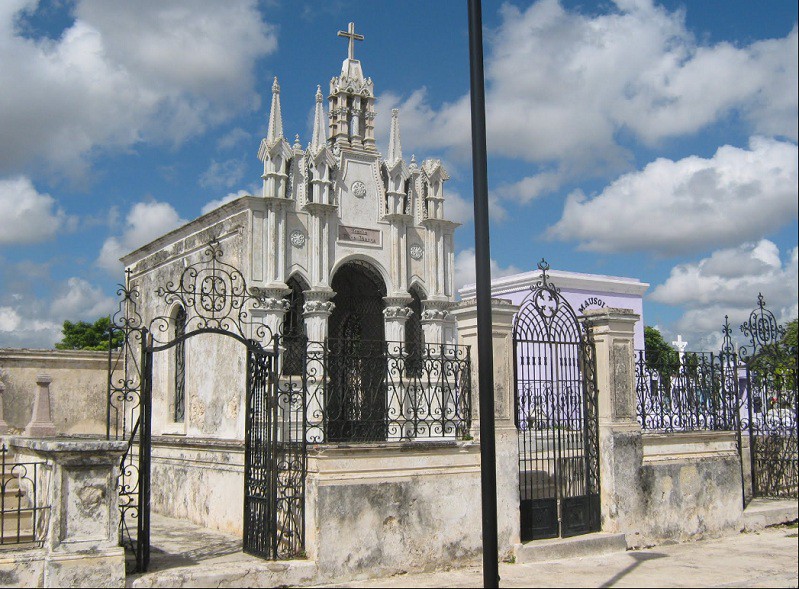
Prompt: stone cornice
<box><xmin>459</xmin><ymin>269</ymin><xmax>650</xmax><ymax>299</ymax></box>
<box><xmin>0</xmin><ymin>347</ymin><xmax>118</xmax><ymax>367</ymax></box>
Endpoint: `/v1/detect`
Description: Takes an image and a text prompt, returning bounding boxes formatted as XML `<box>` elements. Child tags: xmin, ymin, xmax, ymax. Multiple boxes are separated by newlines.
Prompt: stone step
<box><xmin>129</xmin><ymin>557</ymin><xmax>318</xmax><ymax>588</ymax></box>
<box><xmin>743</xmin><ymin>497</ymin><xmax>798</xmax><ymax>531</ymax></box>
<box><xmin>515</xmin><ymin>532</ymin><xmax>628</xmax><ymax>564</ymax></box>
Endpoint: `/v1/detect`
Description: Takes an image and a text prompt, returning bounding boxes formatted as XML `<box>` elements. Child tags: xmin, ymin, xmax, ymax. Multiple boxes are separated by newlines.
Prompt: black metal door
<box><xmin>243</xmin><ymin>344</ymin><xmax>307</xmax><ymax>558</ymax></box>
<box><xmin>513</xmin><ymin>261</ymin><xmax>600</xmax><ymax>541</ymax></box>
<box><xmin>737</xmin><ymin>295</ymin><xmax>798</xmax><ymax>500</ymax></box>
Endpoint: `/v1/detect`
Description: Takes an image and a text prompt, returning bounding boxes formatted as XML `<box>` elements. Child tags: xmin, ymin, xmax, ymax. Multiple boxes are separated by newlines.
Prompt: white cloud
<box><xmin>650</xmin><ymin>240</ymin><xmax>798</xmax><ymax>350</ymax></box>
<box><xmin>50</xmin><ymin>277</ymin><xmax>116</xmax><ymax>320</ymax></box>
<box><xmin>97</xmin><ymin>200</ymin><xmax>186</xmax><ymax>274</ymax></box>
<box><xmin>201</xmin><ymin>189</ymin><xmax>250</xmax><ymax>216</ymax></box>
<box><xmin>199</xmin><ymin>158</ymin><xmax>247</xmax><ymax>189</ymax></box>
<box><xmin>547</xmin><ymin>137</ymin><xmax>798</xmax><ymax>254</ymax></box>
<box><xmin>380</xmin><ymin>1</ymin><xmax>797</xmax><ymax>194</ymax></box>
<box><xmin>0</xmin><ymin>176</ymin><xmax>67</xmax><ymax>244</ymax></box>
<box><xmin>454</xmin><ymin>249</ymin><xmax>521</xmax><ymax>295</ymax></box>
<box><xmin>0</xmin><ymin>1</ymin><xmax>277</xmax><ymax>178</ymax></box>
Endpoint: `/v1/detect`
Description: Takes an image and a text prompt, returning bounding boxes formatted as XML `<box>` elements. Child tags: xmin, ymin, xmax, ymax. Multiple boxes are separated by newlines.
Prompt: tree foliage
<box><xmin>55</xmin><ymin>317</ymin><xmax>122</xmax><ymax>351</ymax></box>
<box><xmin>644</xmin><ymin>326</ymin><xmax>679</xmax><ymax>375</ymax></box>
<box><xmin>747</xmin><ymin>318</ymin><xmax>798</xmax><ymax>395</ymax></box>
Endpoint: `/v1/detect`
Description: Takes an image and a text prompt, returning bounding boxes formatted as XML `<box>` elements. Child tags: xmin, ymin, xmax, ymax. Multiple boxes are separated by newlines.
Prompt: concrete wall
<box><xmin>0</xmin><ymin>348</ymin><xmax>116</xmax><ymax>436</ymax></box>
<box><xmin>306</xmin><ymin>442</ymin><xmax>482</xmax><ymax>582</ymax></box>
<box><xmin>636</xmin><ymin>432</ymin><xmax>744</xmax><ymax>546</ymax></box>
<box><xmin>148</xmin><ymin>437</ymin><xmax>245</xmax><ymax>536</ymax></box>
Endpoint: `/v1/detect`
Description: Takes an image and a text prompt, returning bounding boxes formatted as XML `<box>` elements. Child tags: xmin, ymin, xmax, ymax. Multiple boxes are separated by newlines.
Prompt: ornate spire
<box><xmin>266</xmin><ymin>77</ymin><xmax>283</xmax><ymax>143</ymax></box>
<box><xmin>311</xmin><ymin>85</ymin><xmax>327</xmax><ymax>151</ymax></box>
<box><xmin>388</xmin><ymin>108</ymin><xmax>402</xmax><ymax>163</ymax></box>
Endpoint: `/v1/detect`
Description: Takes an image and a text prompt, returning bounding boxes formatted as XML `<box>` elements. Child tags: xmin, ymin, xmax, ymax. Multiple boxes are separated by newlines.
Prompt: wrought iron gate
<box><xmin>108</xmin><ymin>239</ymin><xmax>307</xmax><ymax>572</ymax></box>
<box><xmin>513</xmin><ymin>260</ymin><xmax>600</xmax><ymax>541</ymax></box>
<box><xmin>736</xmin><ymin>295</ymin><xmax>798</xmax><ymax>499</ymax></box>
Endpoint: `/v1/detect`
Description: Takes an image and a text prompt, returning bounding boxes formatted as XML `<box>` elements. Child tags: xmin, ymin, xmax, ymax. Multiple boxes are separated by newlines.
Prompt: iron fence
<box><xmin>1</xmin><ymin>444</ymin><xmax>48</xmax><ymax>547</ymax></box>
<box><xmin>295</xmin><ymin>339</ymin><xmax>471</xmax><ymax>443</ymax></box>
<box><xmin>635</xmin><ymin>350</ymin><xmax>739</xmax><ymax>432</ymax></box>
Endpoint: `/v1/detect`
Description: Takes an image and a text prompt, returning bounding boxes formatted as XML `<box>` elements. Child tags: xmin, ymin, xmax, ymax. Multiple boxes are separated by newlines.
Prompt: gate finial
<box><xmin>537</xmin><ymin>258</ymin><xmax>551</xmax><ymax>288</ymax></box>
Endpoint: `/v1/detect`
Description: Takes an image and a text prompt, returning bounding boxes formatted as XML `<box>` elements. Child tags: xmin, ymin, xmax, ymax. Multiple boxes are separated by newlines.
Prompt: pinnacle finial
<box><xmin>316</xmin><ymin>85</ymin><xmax>323</xmax><ymax>103</ymax></box>
<box><xmin>388</xmin><ymin>108</ymin><xmax>402</xmax><ymax>163</ymax></box>
<box><xmin>311</xmin><ymin>85</ymin><xmax>327</xmax><ymax>151</ymax></box>
<box><xmin>266</xmin><ymin>76</ymin><xmax>284</xmax><ymax>142</ymax></box>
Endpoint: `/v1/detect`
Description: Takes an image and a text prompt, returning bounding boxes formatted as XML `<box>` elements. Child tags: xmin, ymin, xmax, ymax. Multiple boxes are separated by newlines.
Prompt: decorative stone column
<box><xmin>303</xmin><ymin>289</ymin><xmax>335</xmax><ymax>443</ymax></box>
<box><xmin>581</xmin><ymin>308</ymin><xmax>644</xmax><ymax>540</ymax></box>
<box><xmin>7</xmin><ymin>437</ymin><xmax>128</xmax><ymax>588</ymax></box>
<box><xmin>250</xmin><ymin>286</ymin><xmax>291</xmax><ymax>347</ymax></box>
<box><xmin>383</xmin><ymin>296</ymin><xmax>413</xmax><ymax>343</ymax></box>
<box><xmin>452</xmin><ymin>297</ymin><xmax>520</xmax><ymax>558</ymax></box>
<box><xmin>24</xmin><ymin>374</ymin><xmax>57</xmax><ymax>437</ymax></box>
<box><xmin>421</xmin><ymin>299</ymin><xmax>453</xmax><ymax>345</ymax></box>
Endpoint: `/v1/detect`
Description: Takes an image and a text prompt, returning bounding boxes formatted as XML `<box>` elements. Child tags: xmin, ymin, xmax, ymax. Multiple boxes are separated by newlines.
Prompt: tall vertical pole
<box><xmin>467</xmin><ymin>0</ymin><xmax>499</xmax><ymax>587</ymax></box>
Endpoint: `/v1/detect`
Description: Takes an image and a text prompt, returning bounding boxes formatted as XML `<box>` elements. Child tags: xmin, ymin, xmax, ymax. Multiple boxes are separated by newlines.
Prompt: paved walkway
<box><xmin>318</xmin><ymin>523</ymin><xmax>798</xmax><ymax>588</ymax></box>
<box><xmin>131</xmin><ymin>514</ymin><xmax>798</xmax><ymax>588</ymax></box>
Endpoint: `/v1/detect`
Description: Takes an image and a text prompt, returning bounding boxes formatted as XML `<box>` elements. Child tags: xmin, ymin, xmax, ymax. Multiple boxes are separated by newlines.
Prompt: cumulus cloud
<box><xmin>547</xmin><ymin>137</ymin><xmax>798</xmax><ymax>254</ymax></box>
<box><xmin>0</xmin><ymin>0</ymin><xmax>277</xmax><ymax>178</ymax></box>
<box><xmin>0</xmin><ymin>176</ymin><xmax>68</xmax><ymax>244</ymax></box>
<box><xmin>454</xmin><ymin>249</ymin><xmax>521</xmax><ymax>295</ymax></box>
<box><xmin>200</xmin><ymin>189</ymin><xmax>250</xmax><ymax>216</ymax></box>
<box><xmin>380</xmin><ymin>0</ymin><xmax>797</xmax><ymax>194</ymax></box>
<box><xmin>97</xmin><ymin>200</ymin><xmax>186</xmax><ymax>274</ymax></box>
<box><xmin>650</xmin><ymin>240</ymin><xmax>798</xmax><ymax>349</ymax></box>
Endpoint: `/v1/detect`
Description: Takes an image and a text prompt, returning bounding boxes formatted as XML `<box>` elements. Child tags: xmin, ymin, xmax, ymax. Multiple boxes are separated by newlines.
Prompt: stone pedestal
<box><xmin>23</xmin><ymin>375</ymin><xmax>56</xmax><ymax>437</ymax></box>
<box><xmin>7</xmin><ymin>437</ymin><xmax>128</xmax><ymax>588</ymax></box>
<box><xmin>582</xmin><ymin>308</ymin><xmax>644</xmax><ymax>539</ymax></box>
<box><xmin>452</xmin><ymin>297</ymin><xmax>520</xmax><ymax>557</ymax></box>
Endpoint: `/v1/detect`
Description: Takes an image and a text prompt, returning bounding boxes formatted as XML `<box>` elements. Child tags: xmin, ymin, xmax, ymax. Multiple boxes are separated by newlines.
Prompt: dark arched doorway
<box><xmin>327</xmin><ymin>260</ymin><xmax>387</xmax><ymax>441</ymax></box>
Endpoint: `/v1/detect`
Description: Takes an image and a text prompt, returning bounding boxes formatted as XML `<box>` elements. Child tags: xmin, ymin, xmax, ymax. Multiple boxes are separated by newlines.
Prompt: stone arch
<box><xmin>329</xmin><ymin>254</ymin><xmax>391</xmax><ymax>293</ymax></box>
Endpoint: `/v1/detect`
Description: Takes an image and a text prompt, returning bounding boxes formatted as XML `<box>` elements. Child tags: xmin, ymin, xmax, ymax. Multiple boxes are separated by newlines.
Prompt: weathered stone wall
<box><xmin>148</xmin><ymin>438</ymin><xmax>245</xmax><ymax>535</ymax></box>
<box><xmin>306</xmin><ymin>442</ymin><xmax>482</xmax><ymax>582</ymax></box>
<box><xmin>0</xmin><ymin>348</ymin><xmax>116</xmax><ymax>435</ymax></box>
<box><xmin>635</xmin><ymin>432</ymin><xmax>744</xmax><ymax>546</ymax></box>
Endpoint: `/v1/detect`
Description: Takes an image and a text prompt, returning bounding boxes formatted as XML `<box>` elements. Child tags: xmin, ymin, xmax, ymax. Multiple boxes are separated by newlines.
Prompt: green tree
<box><xmin>644</xmin><ymin>326</ymin><xmax>679</xmax><ymax>376</ymax></box>
<box><xmin>55</xmin><ymin>317</ymin><xmax>122</xmax><ymax>351</ymax></box>
<box><xmin>748</xmin><ymin>318</ymin><xmax>798</xmax><ymax>399</ymax></box>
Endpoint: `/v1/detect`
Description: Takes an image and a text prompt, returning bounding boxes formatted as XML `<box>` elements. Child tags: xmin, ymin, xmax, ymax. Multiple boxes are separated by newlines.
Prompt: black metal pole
<box><xmin>467</xmin><ymin>1</ymin><xmax>499</xmax><ymax>587</ymax></box>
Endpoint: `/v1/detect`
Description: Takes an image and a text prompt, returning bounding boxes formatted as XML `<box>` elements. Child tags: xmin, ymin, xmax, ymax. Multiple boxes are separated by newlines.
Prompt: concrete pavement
<box><xmin>317</xmin><ymin>523</ymin><xmax>798</xmax><ymax>588</ymax></box>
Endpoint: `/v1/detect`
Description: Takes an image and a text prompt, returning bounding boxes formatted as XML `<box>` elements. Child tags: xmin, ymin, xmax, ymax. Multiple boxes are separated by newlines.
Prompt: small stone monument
<box><xmin>23</xmin><ymin>373</ymin><xmax>57</xmax><ymax>437</ymax></box>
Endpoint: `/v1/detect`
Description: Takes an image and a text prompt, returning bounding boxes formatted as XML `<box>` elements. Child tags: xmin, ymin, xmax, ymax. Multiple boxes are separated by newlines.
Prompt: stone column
<box><xmin>383</xmin><ymin>296</ymin><xmax>413</xmax><ymax>343</ymax></box>
<box><xmin>452</xmin><ymin>297</ymin><xmax>520</xmax><ymax>558</ymax></box>
<box><xmin>421</xmin><ymin>299</ymin><xmax>453</xmax><ymax>345</ymax></box>
<box><xmin>7</xmin><ymin>437</ymin><xmax>128</xmax><ymax>588</ymax></box>
<box><xmin>582</xmin><ymin>308</ymin><xmax>644</xmax><ymax>541</ymax></box>
<box><xmin>24</xmin><ymin>374</ymin><xmax>57</xmax><ymax>437</ymax></box>
<box><xmin>250</xmin><ymin>286</ymin><xmax>291</xmax><ymax>347</ymax></box>
<box><xmin>303</xmin><ymin>289</ymin><xmax>335</xmax><ymax>443</ymax></box>
<box><xmin>383</xmin><ymin>297</ymin><xmax>413</xmax><ymax>440</ymax></box>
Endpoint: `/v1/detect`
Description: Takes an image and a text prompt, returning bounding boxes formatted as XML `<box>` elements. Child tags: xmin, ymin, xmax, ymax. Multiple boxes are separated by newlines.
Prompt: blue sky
<box><xmin>0</xmin><ymin>0</ymin><xmax>796</xmax><ymax>350</ymax></box>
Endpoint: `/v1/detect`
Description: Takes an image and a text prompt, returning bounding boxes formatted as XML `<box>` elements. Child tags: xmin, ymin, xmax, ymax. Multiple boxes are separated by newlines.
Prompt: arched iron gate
<box><xmin>513</xmin><ymin>260</ymin><xmax>600</xmax><ymax>541</ymax></box>
<box><xmin>107</xmin><ymin>240</ymin><xmax>306</xmax><ymax>572</ymax></box>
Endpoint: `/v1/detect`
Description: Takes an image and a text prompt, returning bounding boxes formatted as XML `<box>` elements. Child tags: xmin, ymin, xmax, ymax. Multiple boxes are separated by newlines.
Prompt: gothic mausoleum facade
<box><xmin>114</xmin><ymin>23</ymin><xmax>475</xmax><ymax>576</ymax></box>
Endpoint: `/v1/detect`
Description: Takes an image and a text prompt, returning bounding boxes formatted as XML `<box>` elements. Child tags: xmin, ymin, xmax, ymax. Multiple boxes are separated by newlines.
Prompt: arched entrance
<box><xmin>107</xmin><ymin>239</ymin><xmax>306</xmax><ymax>572</ymax></box>
<box><xmin>513</xmin><ymin>260</ymin><xmax>600</xmax><ymax>541</ymax></box>
<box><xmin>327</xmin><ymin>260</ymin><xmax>387</xmax><ymax>441</ymax></box>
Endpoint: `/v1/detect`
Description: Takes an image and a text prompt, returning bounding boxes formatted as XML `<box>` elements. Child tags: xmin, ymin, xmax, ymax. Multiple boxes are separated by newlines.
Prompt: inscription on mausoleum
<box><xmin>338</xmin><ymin>225</ymin><xmax>381</xmax><ymax>245</ymax></box>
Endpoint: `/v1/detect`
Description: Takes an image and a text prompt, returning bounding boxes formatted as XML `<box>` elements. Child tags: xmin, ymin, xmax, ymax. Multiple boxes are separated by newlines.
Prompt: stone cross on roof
<box><xmin>338</xmin><ymin>22</ymin><xmax>364</xmax><ymax>61</ymax></box>
<box><xmin>671</xmin><ymin>334</ymin><xmax>688</xmax><ymax>353</ymax></box>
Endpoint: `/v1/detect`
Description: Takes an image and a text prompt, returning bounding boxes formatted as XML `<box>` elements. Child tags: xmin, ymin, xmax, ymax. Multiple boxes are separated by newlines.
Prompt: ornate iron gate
<box><xmin>513</xmin><ymin>260</ymin><xmax>600</xmax><ymax>541</ymax></box>
<box><xmin>737</xmin><ymin>295</ymin><xmax>798</xmax><ymax>499</ymax></box>
<box><xmin>108</xmin><ymin>239</ymin><xmax>307</xmax><ymax>572</ymax></box>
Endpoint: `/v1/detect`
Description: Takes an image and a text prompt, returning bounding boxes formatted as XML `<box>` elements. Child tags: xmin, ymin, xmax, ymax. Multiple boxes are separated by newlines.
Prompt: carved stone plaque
<box><xmin>338</xmin><ymin>225</ymin><xmax>380</xmax><ymax>245</ymax></box>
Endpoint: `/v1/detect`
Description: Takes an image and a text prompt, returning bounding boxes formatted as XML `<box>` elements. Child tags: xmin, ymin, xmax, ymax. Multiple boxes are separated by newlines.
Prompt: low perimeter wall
<box><xmin>0</xmin><ymin>348</ymin><xmax>115</xmax><ymax>436</ymax></box>
<box><xmin>149</xmin><ymin>437</ymin><xmax>245</xmax><ymax>536</ymax></box>
<box><xmin>635</xmin><ymin>431</ymin><xmax>743</xmax><ymax>546</ymax></box>
<box><xmin>306</xmin><ymin>441</ymin><xmax>482</xmax><ymax>583</ymax></box>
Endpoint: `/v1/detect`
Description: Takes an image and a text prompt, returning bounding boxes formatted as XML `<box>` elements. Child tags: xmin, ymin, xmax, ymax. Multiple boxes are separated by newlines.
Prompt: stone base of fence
<box><xmin>3</xmin><ymin>436</ymin><xmax>128</xmax><ymax>588</ymax></box>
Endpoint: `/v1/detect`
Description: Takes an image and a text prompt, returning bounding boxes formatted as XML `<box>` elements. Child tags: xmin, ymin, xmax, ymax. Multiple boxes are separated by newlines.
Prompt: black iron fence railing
<box><xmin>1</xmin><ymin>444</ymin><xmax>48</xmax><ymax>547</ymax></box>
<box><xmin>635</xmin><ymin>350</ymin><xmax>739</xmax><ymax>433</ymax></box>
<box><xmin>287</xmin><ymin>338</ymin><xmax>472</xmax><ymax>443</ymax></box>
